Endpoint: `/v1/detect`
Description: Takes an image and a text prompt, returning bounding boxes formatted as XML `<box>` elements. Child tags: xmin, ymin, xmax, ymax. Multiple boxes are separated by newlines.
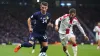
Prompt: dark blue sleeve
<box><xmin>49</xmin><ymin>14</ymin><xmax>53</xmax><ymax>23</ymax></box>
<box><xmin>30</xmin><ymin>13</ymin><xmax>37</xmax><ymax>20</ymax></box>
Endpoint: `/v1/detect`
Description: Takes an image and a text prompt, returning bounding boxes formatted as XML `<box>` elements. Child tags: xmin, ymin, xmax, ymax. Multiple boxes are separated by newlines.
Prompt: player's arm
<box><xmin>47</xmin><ymin>22</ymin><xmax>53</xmax><ymax>27</ymax></box>
<box><xmin>55</xmin><ymin>17</ymin><xmax>61</xmax><ymax>31</ymax></box>
<box><xmin>27</xmin><ymin>18</ymin><xmax>33</xmax><ymax>32</ymax></box>
<box><xmin>93</xmin><ymin>26</ymin><xmax>100</xmax><ymax>32</ymax></box>
<box><xmin>55</xmin><ymin>14</ymin><xmax>67</xmax><ymax>31</ymax></box>
<box><xmin>74</xmin><ymin>19</ymin><xmax>89</xmax><ymax>40</ymax></box>
<box><xmin>27</xmin><ymin>13</ymin><xmax>37</xmax><ymax>32</ymax></box>
<box><xmin>47</xmin><ymin>14</ymin><xmax>53</xmax><ymax>27</ymax></box>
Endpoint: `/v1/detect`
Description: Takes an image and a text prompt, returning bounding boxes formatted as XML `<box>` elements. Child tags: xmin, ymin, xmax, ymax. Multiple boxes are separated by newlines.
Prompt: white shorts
<box><xmin>96</xmin><ymin>35</ymin><xmax>100</xmax><ymax>41</ymax></box>
<box><xmin>59</xmin><ymin>33</ymin><xmax>75</xmax><ymax>46</ymax></box>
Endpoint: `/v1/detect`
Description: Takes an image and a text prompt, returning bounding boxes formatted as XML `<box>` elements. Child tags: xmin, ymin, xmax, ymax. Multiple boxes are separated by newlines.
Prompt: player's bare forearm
<box><xmin>93</xmin><ymin>29</ymin><xmax>99</xmax><ymax>32</ymax></box>
<box><xmin>77</xmin><ymin>24</ymin><xmax>86</xmax><ymax>36</ymax></box>
<box><xmin>27</xmin><ymin>18</ymin><xmax>31</xmax><ymax>29</ymax></box>
<box><xmin>55</xmin><ymin>25</ymin><xmax>59</xmax><ymax>31</ymax></box>
<box><xmin>55</xmin><ymin>18</ymin><xmax>60</xmax><ymax>32</ymax></box>
<box><xmin>27</xmin><ymin>18</ymin><xmax>33</xmax><ymax>32</ymax></box>
<box><xmin>76</xmin><ymin>24</ymin><xmax>89</xmax><ymax>40</ymax></box>
<box><xmin>47</xmin><ymin>22</ymin><xmax>53</xmax><ymax>27</ymax></box>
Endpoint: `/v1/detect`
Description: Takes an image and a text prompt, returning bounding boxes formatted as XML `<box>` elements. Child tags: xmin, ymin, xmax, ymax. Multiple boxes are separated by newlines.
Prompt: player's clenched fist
<box><xmin>84</xmin><ymin>36</ymin><xmax>89</xmax><ymax>41</ymax></box>
<box><xmin>55</xmin><ymin>25</ymin><xmax>58</xmax><ymax>31</ymax></box>
<box><xmin>29</xmin><ymin>28</ymin><xmax>33</xmax><ymax>32</ymax></box>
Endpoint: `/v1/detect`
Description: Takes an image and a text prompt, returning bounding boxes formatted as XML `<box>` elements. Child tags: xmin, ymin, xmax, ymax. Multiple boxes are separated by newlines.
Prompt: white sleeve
<box><xmin>73</xmin><ymin>20</ymin><xmax>86</xmax><ymax>36</ymax></box>
<box><xmin>93</xmin><ymin>26</ymin><xmax>100</xmax><ymax>32</ymax></box>
<box><xmin>55</xmin><ymin>14</ymin><xmax>68</xmax><ymax>25</ymax></box>
<box><xmin>55</xmin><ymin>17</ymin><xmax>61</xmax><ymax>25</ymax></box>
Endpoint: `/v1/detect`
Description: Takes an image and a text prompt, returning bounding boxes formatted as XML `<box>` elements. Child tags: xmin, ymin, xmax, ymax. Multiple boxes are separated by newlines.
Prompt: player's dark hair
<box><xmin>69</xmin><ymin>8</ymin><xmax>76</xmax><ymax>14</ymax></box>
<box><xmin>40</xmin><ymin>2</ymin><xmax>48</xmax><ymax>6</ymax></box>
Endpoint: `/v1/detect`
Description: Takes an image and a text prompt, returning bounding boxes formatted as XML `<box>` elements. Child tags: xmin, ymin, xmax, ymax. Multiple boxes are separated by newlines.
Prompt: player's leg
<box><xmin>98</xmin><ymin>39</ymin><xmax>100</xmax><ymax>48</ymax></box>
<box><xmin>38</xmin><ymin>35</ymin><xmax>48</xmax><ymax>56</ymax></box>
<box><xmin>69</xmin><ymin>35</ymin><xmax>77</xmax><ymax>56</ymax></box>
<box><xmin>32</xmin><ymin>40</ymin><xmax>42</xmax><ymax>53</ymax></box>
<box><xmin>32</xmin><ymin>40</ymin><xmax>36</xmax><ymax>53</ymax></box>
<box><xmin>14</xmin><ymin>34</ymin><xmax>35</xmax><ymax>52</ymax></box>
<box><xmin>97</xmin><ymin>39</ymin><xmax>100</xmax><ymax>49</ymax></box>
<box><xmin>96</xmin><ymin>36</ymin><xmax>100</xmax><ymax>49</ymax></box>
<box><xmin>60</xmin><ymin>34</ymin><xmax>70</xmax><ymax>56</ymax></box>
<box><xmin>14</xmin><ymin>41</ymin><xmax>34</xmax><ymax>52</ymax></box>
<box><xmin>39</xmin><ymin>40</ymin><xmax>42</xmax><ymax>50</ymax></box>
<box><xmin>61</xmin><ymin>39</ymin><xmax>70</xmax><ymax>56</ymax></box>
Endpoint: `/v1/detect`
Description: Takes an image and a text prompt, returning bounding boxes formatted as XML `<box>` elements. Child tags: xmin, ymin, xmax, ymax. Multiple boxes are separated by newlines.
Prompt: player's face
<box><xmin>40</xmin><ymin>5</ymin><xmax>48</xmax><ymax>13</ymax></box>
<box><xmin>98</xmin><ymin>23</ymin><xmax>100</xmax><ymax>26</ymax></box>
<box><xmin>70</xmin><ymin>13</ymin><xmax>76</xmax><ymax>18</ymax></box>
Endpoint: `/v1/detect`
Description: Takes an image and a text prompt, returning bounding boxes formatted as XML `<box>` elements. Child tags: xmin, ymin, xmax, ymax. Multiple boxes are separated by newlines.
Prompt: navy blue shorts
<box><xmin>29</xmin><ymin>32</ymin><xmax>48</xmax><ymax>42</ymax></box>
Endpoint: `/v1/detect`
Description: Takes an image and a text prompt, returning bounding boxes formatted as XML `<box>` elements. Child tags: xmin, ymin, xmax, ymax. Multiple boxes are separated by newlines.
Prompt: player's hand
<box><xmin>84</xmin><ymin>36</ymin><xmax>89</xmax><ymax>41</ymax></box>
<box><xmin>55</xmin><ymin>25</ymin><xmax>58</xmax><ymax>31</ymax></box>
<box><xmin>51</xmin><ymin>24</ymin><xmax>53</xmax><ymax>28</ymax></box>
<box><xmin>29</xmin><ymin>28</ymin><xmax>33</xmax><ymax>33</ymax></box>
<box><xmin>48</xmin><ymin>22</ymin><xmax>53</xmax><ymax>27</ymax></box>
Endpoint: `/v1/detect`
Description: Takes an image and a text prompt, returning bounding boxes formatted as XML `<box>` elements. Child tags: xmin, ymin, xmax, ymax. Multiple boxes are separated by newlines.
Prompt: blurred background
<box><xmin>0</xmin><ymin>0</ymin><xmax>100</xmax><ymax>45</ymax></box>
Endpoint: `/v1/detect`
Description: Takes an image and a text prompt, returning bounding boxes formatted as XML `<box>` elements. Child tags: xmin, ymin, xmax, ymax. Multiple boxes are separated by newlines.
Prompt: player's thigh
<box><xmin>98</xmin><ymin>39</ymin><xmax>100</xmax><ymax>42</ymax></box>
<box><xmin>29</xmin><ymin>33</ymin><xmax>36</xmax><ymax>44</ymax></box>
<box><xmin>41</xmin><ymin>42</ymin><xmax>48</xmax><ymax>47</ymax></box>
<box><xmin>29</xmin><ymin>41</ymin><xmax>34</xmax><ymax>44</ymax></box>
<box><xmin>68</xmin><ymin>34</ymin><xmax>76</xmax><ymax>44</ymax></box>
<box><xmin>97</xmin><ymin>37</ymin><xmax>100</xmax><ymax>43</ymax></box>
<box><xmin>38</xmin><ymin>35</ymin><xmax>48</xmax><ymax>46</ymax></box>
<box><xmin>59</xmin><ymin>34</ymin><xmax>68</xmax><ymax>46</ymax></box>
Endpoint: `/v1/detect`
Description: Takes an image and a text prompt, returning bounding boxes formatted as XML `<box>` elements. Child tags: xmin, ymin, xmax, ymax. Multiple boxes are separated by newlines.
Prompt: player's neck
<box><xmin>98</xmin><ymin>26</ymin><xmax>100</xmax><ymax>28</ymax></box>
<box><xmin>69</xmin><ymin>17</ymin><xmax>72</xmax><ymax>20</ymax></box>
<box><xmin>41</xmin><ymin>11</ymin><xmax>46</xmax><ymax>15</ymax></box>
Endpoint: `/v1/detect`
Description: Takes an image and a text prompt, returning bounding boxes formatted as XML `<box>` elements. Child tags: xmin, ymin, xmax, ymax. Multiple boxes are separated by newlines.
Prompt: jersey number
<box><xmin>43</xmin><ymin>35</ymin><xmax>47</xmax><ymax>39</ymax></box>
<box><xmin>42</xmin><ymin>19</ymin><xmax>47</xmax><ymax>23</ymax></box>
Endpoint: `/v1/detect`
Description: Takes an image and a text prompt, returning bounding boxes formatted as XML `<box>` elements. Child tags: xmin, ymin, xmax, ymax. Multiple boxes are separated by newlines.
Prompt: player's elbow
<box><xmin>93</xmin><ymin>30</ymin><xmax>95</xmax><ymax>32</ymax></box>
<box><xmin>93</xmin><ymin>30</ymin><xmax>98</xmax><ymax>32</ymax></box>
<box><xmin>55</xmin><ymin>19</ymin><xmax>59</xmax><ymax>25</ymax></box>
<box><xmin>27</xmin><ymin>18</ymin><xmax>31</xmax><ymax>22</ymax></box>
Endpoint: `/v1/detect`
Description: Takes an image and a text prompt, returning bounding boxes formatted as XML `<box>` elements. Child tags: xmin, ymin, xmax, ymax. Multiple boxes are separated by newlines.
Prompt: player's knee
<box><xmin>70</xmin><ymin>38</ymin><xmax>76</xmax><ymax>44</ymax></box>
<box><xmin>42</xmin><ymin>42</ymin><xmax>48</xmax><ymax>46</ymax></box>
<box><xmin>63</xmin><ymin>46</ymin><xmax>66</xmax><ymax>52</ymax></box>
<box><xmin>29</xmin><ymin>41</ymin><xmax>34</xmax><ymax>45</ymax></box>
<box><xmin>71</xmin><ymin>41</ymin><xmax>76</xmax><ymax>45</ymax></box>
<box><xmin>72</xmin><ymin>43</ymin><xmax>77</xmax><ymax>46</ymax></box>
<box><xmin>21</xmin><ymin>42</ymin><xmax>33</xmax><ymax>47</ymax></box>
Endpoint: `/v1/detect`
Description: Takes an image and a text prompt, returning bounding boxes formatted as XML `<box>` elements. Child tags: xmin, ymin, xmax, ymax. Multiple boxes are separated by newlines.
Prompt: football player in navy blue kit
<box><xmin>14</xmin><ymin>2</ymin><xmax>53</xmax><ymax>56</ymax></box>
<box><xmin>31</xmin><ymin>20</ymin><xmax>42</xmax><ymax>53</ymax></box>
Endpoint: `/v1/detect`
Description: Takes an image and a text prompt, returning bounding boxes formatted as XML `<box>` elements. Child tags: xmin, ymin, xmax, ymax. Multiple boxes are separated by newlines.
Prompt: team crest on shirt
<box><xmin>31</xmin><ymin>37</ymin><xmax>34</xmax><ymax>40</ymax></box>
<box><xmin>46</xmin><ymin>16</ymin><xmax>49</xmax><ymax>20</ymax></box>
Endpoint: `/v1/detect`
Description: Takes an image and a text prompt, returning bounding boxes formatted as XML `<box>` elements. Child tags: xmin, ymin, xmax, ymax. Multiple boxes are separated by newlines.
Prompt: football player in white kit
<box><xmin>55</xmin><ymin>8</ymin><xmax>89</xmax><ymax>56</ymax></box>
<box><xmin>93</xmin><ymin>22</ymin><xmax>100</xmax><ymax>49</ymax></box>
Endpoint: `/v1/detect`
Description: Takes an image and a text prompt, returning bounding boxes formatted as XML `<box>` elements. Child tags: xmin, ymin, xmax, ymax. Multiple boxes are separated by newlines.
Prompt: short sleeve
<box><xmin>49</xmin><ymin>14</ymin><xmax>53</xmax><ymax>23</ymax></box>
<box><xmin>72</xmin><ymin>18</ymin><xmax>80</xmax><ymax>25</ymax></box>
<box><xmin>30</xmin><ymin>13</ymin><xmax>37</xmax><ymax>20</ymax></box>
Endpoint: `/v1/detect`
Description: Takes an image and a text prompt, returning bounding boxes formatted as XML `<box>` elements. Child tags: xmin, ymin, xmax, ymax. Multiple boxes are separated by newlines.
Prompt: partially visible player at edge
<box><xmin>14</xmin><ymin>2</ymin><xmax>53</xmax><ymax>56</ymax></box>
<box><xmin>55</xmin><ymin>8</ymin><xmax>89</xmax><ymax>56</ymax></box>
<box><xmin>93</xmin><ymin>22</ymin><xmax>100</xmax><ymax>49</ymax></box>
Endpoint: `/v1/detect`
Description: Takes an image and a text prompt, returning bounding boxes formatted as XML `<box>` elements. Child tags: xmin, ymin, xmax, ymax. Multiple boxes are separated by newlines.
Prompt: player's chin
<box><xmin>29</xmin><ymin>31</ymin><xmax>33</xmax><ymax>33</ymax></box>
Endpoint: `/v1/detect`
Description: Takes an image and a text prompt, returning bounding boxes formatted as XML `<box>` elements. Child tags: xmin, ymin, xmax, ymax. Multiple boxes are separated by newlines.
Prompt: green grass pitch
<box><xmin>0</xmin><ymin>44</ymin><xmax>100</xmax><ymax>56</ymax></box>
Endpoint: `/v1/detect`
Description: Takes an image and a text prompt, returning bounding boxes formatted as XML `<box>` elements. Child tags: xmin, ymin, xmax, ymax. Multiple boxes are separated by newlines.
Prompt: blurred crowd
<box><xmin>0</xmin><ymin>5</ymin><xmax>100</xmax><ymax>44</ymax></box>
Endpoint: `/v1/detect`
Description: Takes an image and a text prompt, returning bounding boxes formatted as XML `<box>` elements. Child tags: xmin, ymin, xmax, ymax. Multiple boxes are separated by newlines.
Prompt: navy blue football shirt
<box><xmin>30</xmin><ymin>11</ymin><xmax>51</xmax><ymax>34</ymax></box>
